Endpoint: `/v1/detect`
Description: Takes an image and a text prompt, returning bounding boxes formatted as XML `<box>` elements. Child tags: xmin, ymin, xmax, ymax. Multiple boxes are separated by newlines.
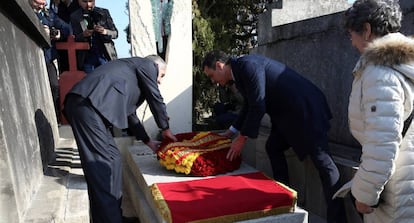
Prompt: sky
<box><xmin>47</xmin><ymin>0</ymin><xmax>131</xmax><ymax>58</ymax></box>
<box><xmin>97</xmin><ymin>0</ymin><xmax>131</xmax><ymax>58</ymax></box>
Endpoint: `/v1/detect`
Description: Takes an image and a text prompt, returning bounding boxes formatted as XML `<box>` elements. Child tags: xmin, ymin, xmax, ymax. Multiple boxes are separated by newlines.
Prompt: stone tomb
<box><xmin>121</xmin><ymin>141</ymin><xmax>308</xmax><ymax>223</ymax></box>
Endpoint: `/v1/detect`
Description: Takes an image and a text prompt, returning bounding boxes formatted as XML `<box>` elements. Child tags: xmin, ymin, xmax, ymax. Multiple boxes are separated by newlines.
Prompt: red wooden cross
<box><xmin>55</xmin><ymin>35</ymin><xmax>90</xmax><ymax>124</ymax></box>
<box><xmin>55</xmin><ymin>35</ymin><xmax>90</xmax><ymax>71</ymax></box>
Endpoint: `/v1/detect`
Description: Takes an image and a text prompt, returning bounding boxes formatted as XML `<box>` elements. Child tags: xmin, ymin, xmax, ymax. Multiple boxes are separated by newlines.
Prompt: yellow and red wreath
<box><xmin>156</xmin><ymin>131</ymin><xmax>241</xmax><ymax>176</ymax></box>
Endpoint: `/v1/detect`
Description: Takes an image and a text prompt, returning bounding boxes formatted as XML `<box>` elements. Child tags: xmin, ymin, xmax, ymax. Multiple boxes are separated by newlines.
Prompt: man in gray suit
<box><xmin>64</xmin><ymin>55</ymin><xmax>177</xmax><ymax>223</ymax></box>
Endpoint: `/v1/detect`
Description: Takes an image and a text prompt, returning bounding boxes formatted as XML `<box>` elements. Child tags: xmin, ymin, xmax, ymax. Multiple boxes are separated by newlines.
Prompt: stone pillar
<box><xmin>129</xmin><ymin>0</ymin><xmax>192</xmax><ymax>138</ymax></box>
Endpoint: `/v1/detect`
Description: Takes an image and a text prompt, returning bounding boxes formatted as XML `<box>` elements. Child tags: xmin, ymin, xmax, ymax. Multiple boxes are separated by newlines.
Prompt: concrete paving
<box><xmin>23</xmin><ymin>137</ymin><xmax>90</xmax><ymax>223</ymax></box>
<box><xmin>22</xmin><ymin>130</ymin><xmax>137</xmax><ymax>223</ymax></box>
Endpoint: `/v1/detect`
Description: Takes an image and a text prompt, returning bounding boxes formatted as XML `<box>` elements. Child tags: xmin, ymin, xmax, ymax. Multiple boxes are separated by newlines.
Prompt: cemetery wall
<box><xmin>0</xmin><ymin>1</ymin><xmax>59</xmax><ymax>222</ymax></box>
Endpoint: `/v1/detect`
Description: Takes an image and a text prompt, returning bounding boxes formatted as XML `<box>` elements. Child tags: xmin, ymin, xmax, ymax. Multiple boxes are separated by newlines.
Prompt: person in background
<box><xmin>29</xmin><ymin>0</ymin><xmax>70</xmax><ymax>123</ymax></box>
<box><xmin>70</xmin><ymin>0</ymin><xmax>117</xmax><ymax>73</ymax></box>
<box><xmin>64</xmin><ymin>55</ymin><xmax>177</xmax><ymax>223</ymax></box>
<box><xmin>50</xmin><ymin>0</ymin><xmax>80</xmax><ymax>24</ymax></box>
<box><xmin>203</xmin><ymin>50</ymin><xmax>346</xmax><ymax>223</ymax></box>
<box><xmin>49</xmin><ymin>0</ymin><xmax>77</xmax><ymax>73</ymax></box>
<box><xmin>213</xmin><ymin>84</ymin><xmax>243</xmax><ymax>129</ymax></box>
<box><xmin>340</xmin><ymin>0</ymin><xmax>414</xmax><ymax>222</ymax></box>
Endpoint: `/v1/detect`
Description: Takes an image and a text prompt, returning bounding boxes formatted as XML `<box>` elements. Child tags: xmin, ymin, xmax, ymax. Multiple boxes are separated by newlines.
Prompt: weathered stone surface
<box><xmin>129</xmin><ymin>0</ymin><xmax>193</xmax><ymax>139</ymax></box>
<box><xmin>0</xmin><ymin>1</ymin><xmax>59</xmax><ymax>222</ymax></box>
<box><xmin>271</xmin><ymin>0</ymin><xmax>351</xmax><ymax>27</ymax></box>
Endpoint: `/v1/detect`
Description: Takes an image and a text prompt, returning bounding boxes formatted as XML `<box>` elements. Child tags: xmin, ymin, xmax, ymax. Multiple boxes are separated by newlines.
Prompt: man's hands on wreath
<box><xmin>162</xmin><ymin>129</ymin><xmax>178</xmax><ymax>142</ymax></box>
<box><xmin>219</xmin><ymin>129</ymin><xmax>234</xmax><ymax>138</ymax></box>
<box><xmin>226</xmin><ymin>135</ymin><xmax>247</xmax><ymax>161</ymax></box>
<box><xmin>146</xmin><ymin>140</ymin><xmax>161</xmax><ymax>153</ymax></box>
<box><xmin>145</xmin><ymin>129</ymin><xmax>177</xmax><ymax>153</ymax></box>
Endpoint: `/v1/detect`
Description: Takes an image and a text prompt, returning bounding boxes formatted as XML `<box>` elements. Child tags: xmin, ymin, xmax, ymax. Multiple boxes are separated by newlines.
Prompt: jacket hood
<box><xmin>355</xmin><ymin>33</ymin><xmax>414</xmax><ymax>81</ymax></box>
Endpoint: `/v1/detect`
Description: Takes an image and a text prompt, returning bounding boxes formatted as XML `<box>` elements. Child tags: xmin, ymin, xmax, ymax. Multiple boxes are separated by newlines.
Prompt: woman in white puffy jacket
<box><xmin>343</xmin><ymin>0</ymin><xmax>414</xmax><ymax>222</ymax></box>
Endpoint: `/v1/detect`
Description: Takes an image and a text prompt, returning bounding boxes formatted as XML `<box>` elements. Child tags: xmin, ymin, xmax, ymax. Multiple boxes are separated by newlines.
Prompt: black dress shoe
<box><xmin>122</xmin><ymin>216</ymin><xmax>140</xmax><ymax>223</ymax></box>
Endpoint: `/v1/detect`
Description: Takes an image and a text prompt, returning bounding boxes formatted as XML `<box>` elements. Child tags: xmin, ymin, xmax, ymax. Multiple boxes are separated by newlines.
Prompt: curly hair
<box><xmin>344</xmin><ymin>0</ymin><xmax>402</xmax><ymax>36</ymax></box>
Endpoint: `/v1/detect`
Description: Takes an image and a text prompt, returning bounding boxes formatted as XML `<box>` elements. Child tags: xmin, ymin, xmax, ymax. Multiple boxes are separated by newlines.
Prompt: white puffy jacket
<box><xmin>348</xmin><ymin>33</ymin><xmax>414</xmax><ymax>223</ymax></box>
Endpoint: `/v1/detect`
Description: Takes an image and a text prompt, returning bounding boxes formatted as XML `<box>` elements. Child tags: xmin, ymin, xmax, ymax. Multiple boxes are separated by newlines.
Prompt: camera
<box><xmin>82</xmin><ymin>9</ymin><xmax>102</xmax><ymax>30</ymax></box>
<box><xmin>82</xmin><ymin>10</ymin><xmax>94</xmax><ymax>30</ymax></box>
<box><xmin>50</xmin><ymin>27</ymin><xmax>59</xmax><ymax>38</ymax></box>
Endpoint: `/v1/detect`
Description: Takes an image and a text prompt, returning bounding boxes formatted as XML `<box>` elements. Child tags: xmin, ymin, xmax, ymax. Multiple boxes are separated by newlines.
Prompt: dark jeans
<box><xmin>83</xmin><ymin>54</ymin><xmax>108</xmax><ymax>74</ymax></box>
<box><xmin>265</xmin><ymin>131</ymin><xmax>346</xmax><ymax>223</ymax></box>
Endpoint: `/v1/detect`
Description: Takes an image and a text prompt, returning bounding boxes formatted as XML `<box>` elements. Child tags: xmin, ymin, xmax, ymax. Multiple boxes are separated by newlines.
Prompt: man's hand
<box><xmin>219</xmin><ymin>129</ymin><xmax>234</xmax><ymax>138</ymax></box>
<box><xmin>50</xmin><ymin>29</ymin><xmax>61</xmax><ymax>40</ymax></box>
<box><xmin>355</xmin><ymin>199</ymin><xmax>375</xmax><ymax>214</ymax></box>
<box><xmin>83</xmin><ymin>29</ymin><xmax>93</xmax><ymax>37</ymax></box>
<box><xmin>162</xmin><ymin>129</ymin><xmax>177</xmax><ymax>142</ymax></box>
<box><xmin>226</xmin><ymin>135</ymin><xmax>247</xmax><ymax>161</ymax></box>
<box><xmin>43</xmin><ymin>25</ymin><xmax>50</xmax><ymax>37</ymax></box>
<box><xmin>146</xmin><ymin>139</ymin><xmax>161</xmax><ymax>153</ymax></box>
<box><xmin>94</xmin><ymin>25</ymin><xmax>107</xmax><ymax>35</ymax></box>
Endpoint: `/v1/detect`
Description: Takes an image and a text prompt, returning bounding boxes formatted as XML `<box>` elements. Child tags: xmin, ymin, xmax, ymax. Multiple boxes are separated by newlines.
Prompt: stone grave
<box><xmin>120</xmin><ymin>140</ymin><xmax>309</xmax><ymax>223</ymax></box>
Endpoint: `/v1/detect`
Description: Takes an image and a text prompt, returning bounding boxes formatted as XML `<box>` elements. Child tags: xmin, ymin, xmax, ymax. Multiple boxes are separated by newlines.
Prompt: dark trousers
<box><xmin>64</xmin><ymin>94</ymin><xmax>123</xmax><ymax>223</ymax></box>
<box><xmin>265</xmin><ymin>131</ymin><xmax>346</xmax><ymax>223</ymax></box>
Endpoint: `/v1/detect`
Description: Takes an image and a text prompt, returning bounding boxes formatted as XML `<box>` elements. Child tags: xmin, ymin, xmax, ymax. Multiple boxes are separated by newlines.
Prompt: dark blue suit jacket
<box><xmin>66</xmin><ymin>57</ymin><xmax>169</xmax><ymax>142</ymax></box>
<box><xmin>230</xmin><ymin>54</ymin><xmax>332</xmax><ymax>156</ymax></box>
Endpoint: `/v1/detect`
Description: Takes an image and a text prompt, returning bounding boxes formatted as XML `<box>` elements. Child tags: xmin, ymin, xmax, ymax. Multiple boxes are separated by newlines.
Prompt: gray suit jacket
<box><xmin>66</xmin><ymin>57</ymin><xmax>169</xmax><ymax>142</ymax></box>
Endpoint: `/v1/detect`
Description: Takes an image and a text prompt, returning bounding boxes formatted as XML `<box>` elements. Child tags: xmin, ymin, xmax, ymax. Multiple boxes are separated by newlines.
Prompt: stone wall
<box><xmin>248</xmin><ymin>0</ymin><xmax>414</xmax><ymax>220</ymax></box>
<box><xmin>0</xmin><ymin>1</ymin><xmax>59</xmax><ymax>222</ymax></box>
<box><xmin>270</xmin><ymin>0</ymin><xmax>350</xmax><ymax>27</ymax></box>
<box><xmin>129</xmin><ymin>0</ymin><xmax>193</xmax><ymax>137</ymax></box>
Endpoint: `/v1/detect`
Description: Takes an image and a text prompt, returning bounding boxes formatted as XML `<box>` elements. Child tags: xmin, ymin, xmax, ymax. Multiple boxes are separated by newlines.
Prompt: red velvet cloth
<box><xmin>151</xmin><ymin>172</ymin><xmax>297</xmax><ymax>223</ymax></box>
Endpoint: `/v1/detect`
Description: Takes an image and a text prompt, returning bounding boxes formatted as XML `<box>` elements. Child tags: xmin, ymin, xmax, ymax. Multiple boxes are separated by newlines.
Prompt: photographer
<box><xmin>70</xmin><ymin>0</ymin><xmax>118</xmax><ymax>73</ymax></box>
<box><xmin>29</xmin><ymin>0</ymin><xmax>71</xmax><ymax>123</ymax></box>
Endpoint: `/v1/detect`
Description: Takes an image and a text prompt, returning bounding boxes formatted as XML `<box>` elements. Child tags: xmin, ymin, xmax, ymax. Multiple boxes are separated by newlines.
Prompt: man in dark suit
<box><xmin>202</xmin><ymin>50</ymin><xmax>345</xmax><ymax>223</ymax></box>
<box><xmin>70</xmin><ymin>0</ymin><xmax>118</xmax><ymax>73</ymax></box>
<box><xmin>64</xmin><ymin>55</ymin><xmax>177</xmax><ymax>223</ymax></box>
<box><xmin>30</xmin><ymin>0</ymin><xmax>71</xmax><ymax>123</ymax></box>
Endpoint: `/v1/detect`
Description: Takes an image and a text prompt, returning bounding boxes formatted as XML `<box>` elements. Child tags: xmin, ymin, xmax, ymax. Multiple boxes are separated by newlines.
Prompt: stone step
<box><xmin>24</xmin><ymin>138</ymin><xmax>89</xmax><ymax>223</ymax></box>
<box><xmin>22</xmin><ymin>131</ymin><xmax>90</xmax><ymax>223</ymax></box>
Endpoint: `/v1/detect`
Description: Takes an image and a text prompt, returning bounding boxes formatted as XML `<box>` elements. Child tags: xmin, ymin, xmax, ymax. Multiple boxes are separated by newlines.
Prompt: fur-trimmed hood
<box><xmin>354</xmin><ymin>32</ymin><xmax>414</xmax><ymax>81</ymax></box>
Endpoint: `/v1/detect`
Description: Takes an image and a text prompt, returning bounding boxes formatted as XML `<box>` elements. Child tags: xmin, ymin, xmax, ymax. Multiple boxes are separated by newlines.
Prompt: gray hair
<box><xmin>145</xmin><ymin>54</ymin><xmax>167</xmax><ymax>70</ymax></box>
<box><xmin>343</xmin><ymin>0</ymin><xmax>402</xmax><ymax>36</ymax></box>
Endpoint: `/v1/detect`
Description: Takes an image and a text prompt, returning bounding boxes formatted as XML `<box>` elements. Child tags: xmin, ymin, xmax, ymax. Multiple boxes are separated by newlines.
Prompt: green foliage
<box><xmin>192</xmin><ymin>0</ymin><xmax>217</xmax><ymax>124</ymax></box>
<box><xmin>192</xmin><ymin>0</ymin><xmax>266</xmax><ymax>129</ymax></box>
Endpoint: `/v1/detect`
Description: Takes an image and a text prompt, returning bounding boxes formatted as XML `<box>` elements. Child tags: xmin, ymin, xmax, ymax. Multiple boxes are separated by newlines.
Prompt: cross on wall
<box><xmin>55</xmin><ymin>35</ymin><xmax>89</xmax><ymax>72</ymax></box>
<box><xmin>55</xmin><ymin>35</ymin><xmax>89</xmax><ymax>124</ymax></box>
